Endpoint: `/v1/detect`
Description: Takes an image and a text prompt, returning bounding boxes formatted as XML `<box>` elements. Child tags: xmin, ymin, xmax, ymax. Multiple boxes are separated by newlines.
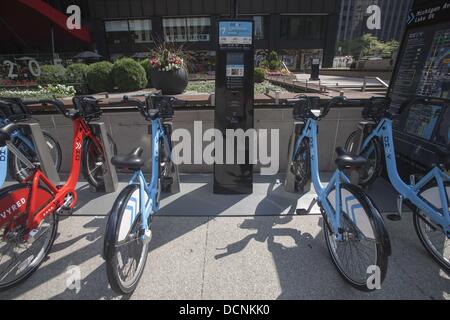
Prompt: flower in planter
<box><xmin>149</xmin><ymin>48</ymin><xmax>185</xmax><ymax>72</ymax></box>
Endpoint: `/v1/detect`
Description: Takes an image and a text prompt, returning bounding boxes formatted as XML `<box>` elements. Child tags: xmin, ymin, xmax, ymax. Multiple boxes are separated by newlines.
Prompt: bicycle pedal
<box><xmin>387</xmin><ymin>213</ymin><xmax>402</xmax><ymax>221</ymax></box>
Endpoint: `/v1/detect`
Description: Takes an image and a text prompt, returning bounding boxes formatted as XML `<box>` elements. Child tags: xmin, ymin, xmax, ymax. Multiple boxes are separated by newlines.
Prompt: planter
<box><xmin>150</xmin><ymin>68</ymin><xmax>188</xmax><ymax>95</ymax></box>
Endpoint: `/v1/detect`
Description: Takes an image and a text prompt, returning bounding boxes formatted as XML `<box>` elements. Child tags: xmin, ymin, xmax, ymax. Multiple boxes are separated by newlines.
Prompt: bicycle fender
<box><xmin>103</xmin><ymin>184</ymin><xmax>139</xmax><ymax>260</ymax></box>
<box><xmin>354</xmin><ymin>185</ymin><xmax>392</xmax><ymax>257</ymax></box>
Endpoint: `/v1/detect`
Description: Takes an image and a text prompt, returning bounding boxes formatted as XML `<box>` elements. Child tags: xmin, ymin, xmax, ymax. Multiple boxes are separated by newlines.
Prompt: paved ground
<box><xmin>0</xmin><ymin>174</ymin><xmax>448</xmax><ymax>300</ymax></box>
<box><xmin>294</xmin><ymin>74</ymin><xmax>387</xmax><ymax>87</ymax></box>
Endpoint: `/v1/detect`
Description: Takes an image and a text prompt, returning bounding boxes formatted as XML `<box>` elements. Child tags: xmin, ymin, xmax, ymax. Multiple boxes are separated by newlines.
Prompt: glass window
<box><xmin>163</xmin><ymin>17</ymin><xmax>211</xmax><ymax>42</ymax></box>
<box><xmin>105</xmin><ymin>19</ymin><xmax>152</xmax><ymax>45</ymax></box>
<box><xmin>253</xmin><ymin>16</ymin><xmax>265</xmax><ymax>40</ymax></box>
<box><xmin>129</xmin><ymin>19</ymin><xmax>152</xmax><ymax>43</ymax></box>
<box><xmin>187</xmin><ymin>17</ymin><xmax>211</xmax><ymax>42</ymax></box>
<box><xmin>105</xmin><ymin>20</ymin><xmax>130</xmax><ymax>45</ymax></box>
<box><xmin>280</xmin><ymin>16</ymin><xmax>326</xmax><ymax>41</ymax></box>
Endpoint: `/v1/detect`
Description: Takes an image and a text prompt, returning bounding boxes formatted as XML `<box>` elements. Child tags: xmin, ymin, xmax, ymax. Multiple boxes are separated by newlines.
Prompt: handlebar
<box><xmin>122</xmin><ymin>93</ymin><xmax>182</xmax><ymax>120</ymax></box>
<box><xmin>23</xmin><ymin>98</ymin><xmax>70</xmax><ymax>118</ymax></box>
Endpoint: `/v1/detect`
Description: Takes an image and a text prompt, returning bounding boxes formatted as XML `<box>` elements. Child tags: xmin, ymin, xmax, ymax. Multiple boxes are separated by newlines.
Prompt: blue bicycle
<box><xmin>346</xmin><ymin>97</ymin><xmax>450</xmax><ymax>272</ymax></box>
<box><xmin>288</xmin><ymin>96</ymin><xmax>391</xmax><ymax>291</ymax></box>
<box><xmin>103</xmin><ymin>94</ymin><xmax>178</xmax><ymax>294</ymax></box>
<box><xmin>0</xmin><ymin>98</ymin><xmax>62</xmax><ymax>185</ymax></box>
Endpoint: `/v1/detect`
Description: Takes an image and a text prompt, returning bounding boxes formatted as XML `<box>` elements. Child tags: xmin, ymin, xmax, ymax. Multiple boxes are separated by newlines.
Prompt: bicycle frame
<box><xmin>293</xmin><ymin>118</ymin><xmax>353</xmax><ymax>239</ymax></box>
<box><xmin>0</xmin><ymin>146</ymin><xmax>6</xmax><ymax>186</ymax></box>
<box><xmin>361</xmin><ymin>118</ymin><xmax>450</xmax><ymax>235</ymax></box>
<box><xmin>127</xmin><ymin>117</ymin><xmax>171</xmax><ymax>236</ymax></box>
<box><xmin>0</xmin><ymin>117</ymin><xmax>104</xmax><ymax>232</ymax></box>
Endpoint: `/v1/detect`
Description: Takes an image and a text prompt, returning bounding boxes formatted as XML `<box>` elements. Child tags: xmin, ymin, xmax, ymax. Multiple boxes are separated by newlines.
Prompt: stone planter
<box><xmin>150</xmin><ymin>68</ymin><xmax>188</xmax><ymax>95</ymax></box>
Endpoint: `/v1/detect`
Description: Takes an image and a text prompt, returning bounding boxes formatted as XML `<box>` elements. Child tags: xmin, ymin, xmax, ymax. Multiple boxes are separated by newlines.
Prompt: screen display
<box><xmin>219</xmin><ymin>21</ymin><xmax>253</xmax><ymax>46</ymax></box>
<box><xmin>226</xmin><ymin>52</ymin><xmax>245</xmax><ymax>78</ymax></box>
<box><xmin>403</xmin><ymin>103</ymin><xmax>443</xmax><ymax>140</ymax></box>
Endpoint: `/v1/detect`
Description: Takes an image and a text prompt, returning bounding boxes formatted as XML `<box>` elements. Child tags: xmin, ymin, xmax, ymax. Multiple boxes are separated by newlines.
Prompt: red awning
<box><xmin>15</xmin><ymin>0</ymin><xmax>92</xmax><ymax>43</ymax></box>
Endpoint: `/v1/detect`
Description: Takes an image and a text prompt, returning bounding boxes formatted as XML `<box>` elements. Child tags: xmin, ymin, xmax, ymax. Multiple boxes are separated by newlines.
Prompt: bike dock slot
<box><xmin>16</xmin><ymin>121</ymin><xmax>60</xmax><ymax>185</ymax></box>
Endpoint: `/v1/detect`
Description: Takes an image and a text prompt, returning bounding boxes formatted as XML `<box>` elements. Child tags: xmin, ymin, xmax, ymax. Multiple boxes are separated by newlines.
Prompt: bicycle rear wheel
<box><xmin>10</xmin><ymin>131</ymin><xmax>62</xmax><ymax>182</ymax></box>
<box><xmin>413</xmin><ymin>181</ymin><xmax>450</xmax><ymax>273</ymax></box>
<box><xmin>323</xmin><ymin>183</ymin><xmax>390</xmax><ymax>291</ymax></box>
<box><xmin>104</xmin><ymin>184</ymin><xmax>150</xmax><ymax>295</ymax></box>
<box><xmin>0</xmin><ymin>184</ymin><xmax>57</xmax><ymax>291</ymax></box>
<box><xmin>82</xmin><ymin>134</ymin><xmax>117</xmax><ymax>189</ymax></box>
<box><xmin>345</xmin><ymin>130</ymin><xmax>382</xmax><ymax>187</ymax></box>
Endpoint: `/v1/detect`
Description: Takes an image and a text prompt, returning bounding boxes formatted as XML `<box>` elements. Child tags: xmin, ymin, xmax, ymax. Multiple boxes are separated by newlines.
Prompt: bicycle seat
<box><xmin>335</xmin><ymin>147</ymin><xmax>367</xmax><ymax>170</ymax></box>
<box><xmin>111</xmin><ymin>147</ymin><xmax>145</xmax><ymax>171</ymax></box>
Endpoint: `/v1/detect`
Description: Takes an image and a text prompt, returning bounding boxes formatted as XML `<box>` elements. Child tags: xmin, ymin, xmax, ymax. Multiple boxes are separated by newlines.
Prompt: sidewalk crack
<box><xmin>200</xmin><ymin>218</ymin><xmax>210</xmax><ymax>299</ymax></box>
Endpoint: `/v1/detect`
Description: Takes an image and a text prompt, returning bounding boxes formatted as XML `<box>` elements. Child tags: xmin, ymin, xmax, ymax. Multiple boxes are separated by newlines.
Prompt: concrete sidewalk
<box><xmin>0</xmin><ymin>174</ymin><xmax>448</xmax><ymax>300</ymax></box>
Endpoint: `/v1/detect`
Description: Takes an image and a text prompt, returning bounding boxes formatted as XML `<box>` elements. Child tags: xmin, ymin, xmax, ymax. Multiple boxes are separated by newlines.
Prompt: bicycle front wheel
<box><xmin>323</xmin><ymin>183</ymin><xmax>390</xmax><ymax>291</ymax></box>
<box><xmin>104</xmin><ymin>184</ymin><xmax>150</xmax><ymax>295</ymax></box>
<box><xmin>413</xmin><ymin>181</ymin><xmax>450</xmax><ymax>273</ymax></box>
<box><xmin>0</xmin><ymin>184</ymin><xmax>58</xmax><ymax>291</ymax></box>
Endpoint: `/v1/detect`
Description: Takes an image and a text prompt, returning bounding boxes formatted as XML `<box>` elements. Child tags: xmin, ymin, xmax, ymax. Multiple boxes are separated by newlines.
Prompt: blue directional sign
<box><xmin>219</xmin><ymin>21</ymin><xmax>253</xmax><ymax>45</ymax></box>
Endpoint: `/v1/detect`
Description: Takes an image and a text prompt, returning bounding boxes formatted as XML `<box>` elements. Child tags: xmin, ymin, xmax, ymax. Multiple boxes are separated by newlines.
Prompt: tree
<box><xmin>337</xmin><ymin>34</ymin><xmax>399</xmax><ymax>59</ymax></box>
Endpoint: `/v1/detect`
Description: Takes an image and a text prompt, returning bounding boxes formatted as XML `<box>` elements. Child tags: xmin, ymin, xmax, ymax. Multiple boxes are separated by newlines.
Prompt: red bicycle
<box><xmin>0</xmin><ymin>96</ymin><xmax>115</xmax><ymax>290</ymax></box>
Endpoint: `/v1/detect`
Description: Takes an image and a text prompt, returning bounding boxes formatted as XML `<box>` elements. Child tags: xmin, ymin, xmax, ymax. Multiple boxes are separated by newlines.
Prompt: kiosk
<box><xmin>388</xmin><ymin>0</ymin><xmax>450</xmax><ymax>176</ymax></box>
<box><xmin>214</xmin><ymin>20</ymin><xmax>255</xmax><ymax>194</ymax></box>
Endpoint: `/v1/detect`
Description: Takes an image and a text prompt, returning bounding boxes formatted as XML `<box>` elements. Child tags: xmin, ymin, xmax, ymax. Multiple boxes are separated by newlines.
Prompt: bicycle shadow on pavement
<box><xmin>0</xmin><ymin>217</ymin><xmax>126</xmax><ymax>300</ymax></box>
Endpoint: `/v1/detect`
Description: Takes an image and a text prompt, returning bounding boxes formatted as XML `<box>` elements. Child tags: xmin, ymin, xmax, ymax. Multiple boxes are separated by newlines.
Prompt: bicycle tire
<box><xmin>104</xmin><ymin>184</ymin><xmax>150</xmax><ymax>295</ymax></box>
<box><xmin>0</xmin><ymin>184</ymin><xmax>58</xmax><ymax>291</ymax></box>
<box><xmin>344</xmin><ymin>129</ymin><xmax>383</xmax><ymax>187</ymax></box>
<box><xmin>289</xmin><ymin>136</ymin><xmax>311</xmax><ymax>194</ymax></box>
<box><xmin>10</xmin><ymin>130</ymin><xmax>62</xmax><ymax>182</ymax></box>
<box><xmin>413</xmin><ymin>181</ymin><xmax>450</xmax><ymax>273</ymax></box>
<box><xmin>82</xmin><ymin>134</ymin><xmax>117</xmax><ymax>189</ymax></box>
<box><xmin>323</xmin><ymin>183</ymin><xmax>390</xmax><ymax>291</ymax></box>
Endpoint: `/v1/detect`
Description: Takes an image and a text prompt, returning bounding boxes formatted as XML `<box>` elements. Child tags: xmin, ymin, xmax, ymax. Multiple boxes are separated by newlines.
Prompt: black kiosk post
<box><xmin>214</xmin><ymin>20</ymin><xmax>255</xmax><ymax>194</ymax></box>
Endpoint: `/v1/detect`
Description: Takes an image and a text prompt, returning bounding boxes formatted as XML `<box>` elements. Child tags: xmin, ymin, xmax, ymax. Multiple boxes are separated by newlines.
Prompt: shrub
<box><xmin>37</xmin><ymin>64</ymin><xmax>66</xmax><ymax>85</ymax></box>
<box><xmin>111</xmin><ymin>58</ymin><xmax>147</xmax><ymax>92</ymax></box>
<box><xmin>65</xmin><ymin>63</ymin><xmax>89</xmax><ymax>94</ymax></box>
<box><xmin>261</xmin><ymin>51</ymin><xmax>282</xmax><ymax>71</ymax></box>
<box><xmin>254</xmin><ymin>68</ymin><xmax>266</xmax><ymax>83</ymax></box>
<box><xmin>140</xmin><ymin>59</ymin><xmax>152</xmax><ymax>87</ymax></box>
<box><xmin>86</xmin><ymin>61</ymin><xmax>113</xmax><ymax>93</ymax></box>
<box><xmin>0</xmin><ymin>85</ymin><xmax>76</xmax><ymax>99</ymax></box>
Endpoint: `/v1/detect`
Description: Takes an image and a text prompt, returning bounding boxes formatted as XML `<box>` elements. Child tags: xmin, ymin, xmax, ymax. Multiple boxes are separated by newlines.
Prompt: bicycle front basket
<box><xmin>0</xmin><ymin>98</ymin><xmax>30</xmax><ymax>122</ymax></box>
<box><xmin>72</xmin><ymin>96</ymin><xmax>102</xmax><ymax>120</ymax></box>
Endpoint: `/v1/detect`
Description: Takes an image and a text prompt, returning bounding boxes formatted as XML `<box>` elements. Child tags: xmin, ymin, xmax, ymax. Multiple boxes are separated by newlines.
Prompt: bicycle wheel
<box><xmin>104</xmin><ymin>184</ymin><xmax>150</xmax><ymax>295</ymax></box>
<box><xmin>413</xmin><ymin>181</ymin><xmax>450</xmax><ymax>273</ymax></box>
<box><xmin>345</xmin><ymin>130</ymin><xmax>383</xmax><ymax>186</ymax></box>
<box><xmin>289</xmin><ymin>137</ymin><xmax>311</xmax><ymax>194</ymax></box>
<box><xmin>323</xmin><ymin>183</ymin><xmax>390</xmax><ymax>291</ymax></box>
<box><xmin>82</xmin><ymin>134</ymin><xmax>117</xmax><ymax>189</ymax></box>
<box><xmin>10</xmin><ymin>131</ymin><xmax>62</xmax><ymax>182</ymax></box>
<box><xmin>0</xmin><ymin>184</ymin><xmax>58</xmax><ymax>291</ymax></box>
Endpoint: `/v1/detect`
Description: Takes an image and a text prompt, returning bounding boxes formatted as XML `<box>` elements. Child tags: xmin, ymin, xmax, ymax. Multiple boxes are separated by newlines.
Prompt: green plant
<box><xmin>86</xmin><ymin>61</ymin><xmax>113</xmax><ymax>93</ymax></box>
<box><xmin>140</xmin><ymin>59</ymin><xmax>152</xmax><ymax>87</ymax></box>
<box><xmin>37</xmin><ymin>64</ymin><xmax>66</xmax><ymax>85</ymax></box>
<box><xmin>149</xmin><ymin>40</ymin><xmax>186</xmax><ymax>72</ymax></box>
<box><xmin>65</xmin><ymin>63</ymin><xmax>89</xmax><ymax>94</ymax></box>
<box><xmin>0</xmin><ymin>84</ymin><xmax>76</xmax><ymax>99</ymax></box>
<box><xmin>254</xmin><ymin>68</ymin><xmax>266</xmax><ymax>83</ymax></box>
<box><xmin>261</xmin><ymin>51</ymin><xmax>282</xmax><ymax>71</ymax></box>
<box><xmin>111</xmin><ymin>58</ymin><xmax>147</xmax><ymax>92</ymax></box>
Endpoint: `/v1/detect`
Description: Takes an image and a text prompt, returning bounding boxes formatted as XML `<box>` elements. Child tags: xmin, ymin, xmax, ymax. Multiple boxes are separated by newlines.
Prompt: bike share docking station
<box><xmin>213</xmin><ymin>19</ymin><xmax>255</xmax><ymax>194</ymax></box>
<box><xmin>0</xmin><ymin>98</ymin><xmax>61</xmax><ymax>185</ymax></box>
<box><xmin>72</xmin><ymin>96</ymin><xmax>119</xmax><ymax>194</ymax></box>
<box><xmin>147</xmin><ymin>94</ymin><xmax>181</xmax><ymax>195</ymax></box>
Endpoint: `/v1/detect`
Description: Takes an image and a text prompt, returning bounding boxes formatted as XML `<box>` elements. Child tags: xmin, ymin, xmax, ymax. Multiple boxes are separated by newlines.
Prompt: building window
<box><xmin>280</xmin><ymin>15</ymin><xmax>326</xmax><ymax>41</ymax></box>
<box><xmin>105</xmin><ymin>19</ymin><xmax>152</xmax><ymax>45</ymax></box>
<box><xmin>253</xmin><ymin>16</ymin><xmax>265</xmax><ymax>40</ymax></box>
<box><xmin>163</xmin><ymin>17</ymin><xmax>211</xmax><ymax>42</ymax></box>
<box><xmin>129</xmin><ymin>19</ymin><xmax>153</xmax><ymax>43</ymax></box>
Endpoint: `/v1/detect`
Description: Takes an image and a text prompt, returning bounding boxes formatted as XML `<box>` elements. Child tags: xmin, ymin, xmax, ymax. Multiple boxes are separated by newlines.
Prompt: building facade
<box><xmin>336</xmin><ymin>0</ymin><xmax>413</xmax><ymax>43</ymax></box>
<box><xmin>0</xmin><ymin>0</ymin><xmax>342</xmax><ymax>69</ymax></box>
